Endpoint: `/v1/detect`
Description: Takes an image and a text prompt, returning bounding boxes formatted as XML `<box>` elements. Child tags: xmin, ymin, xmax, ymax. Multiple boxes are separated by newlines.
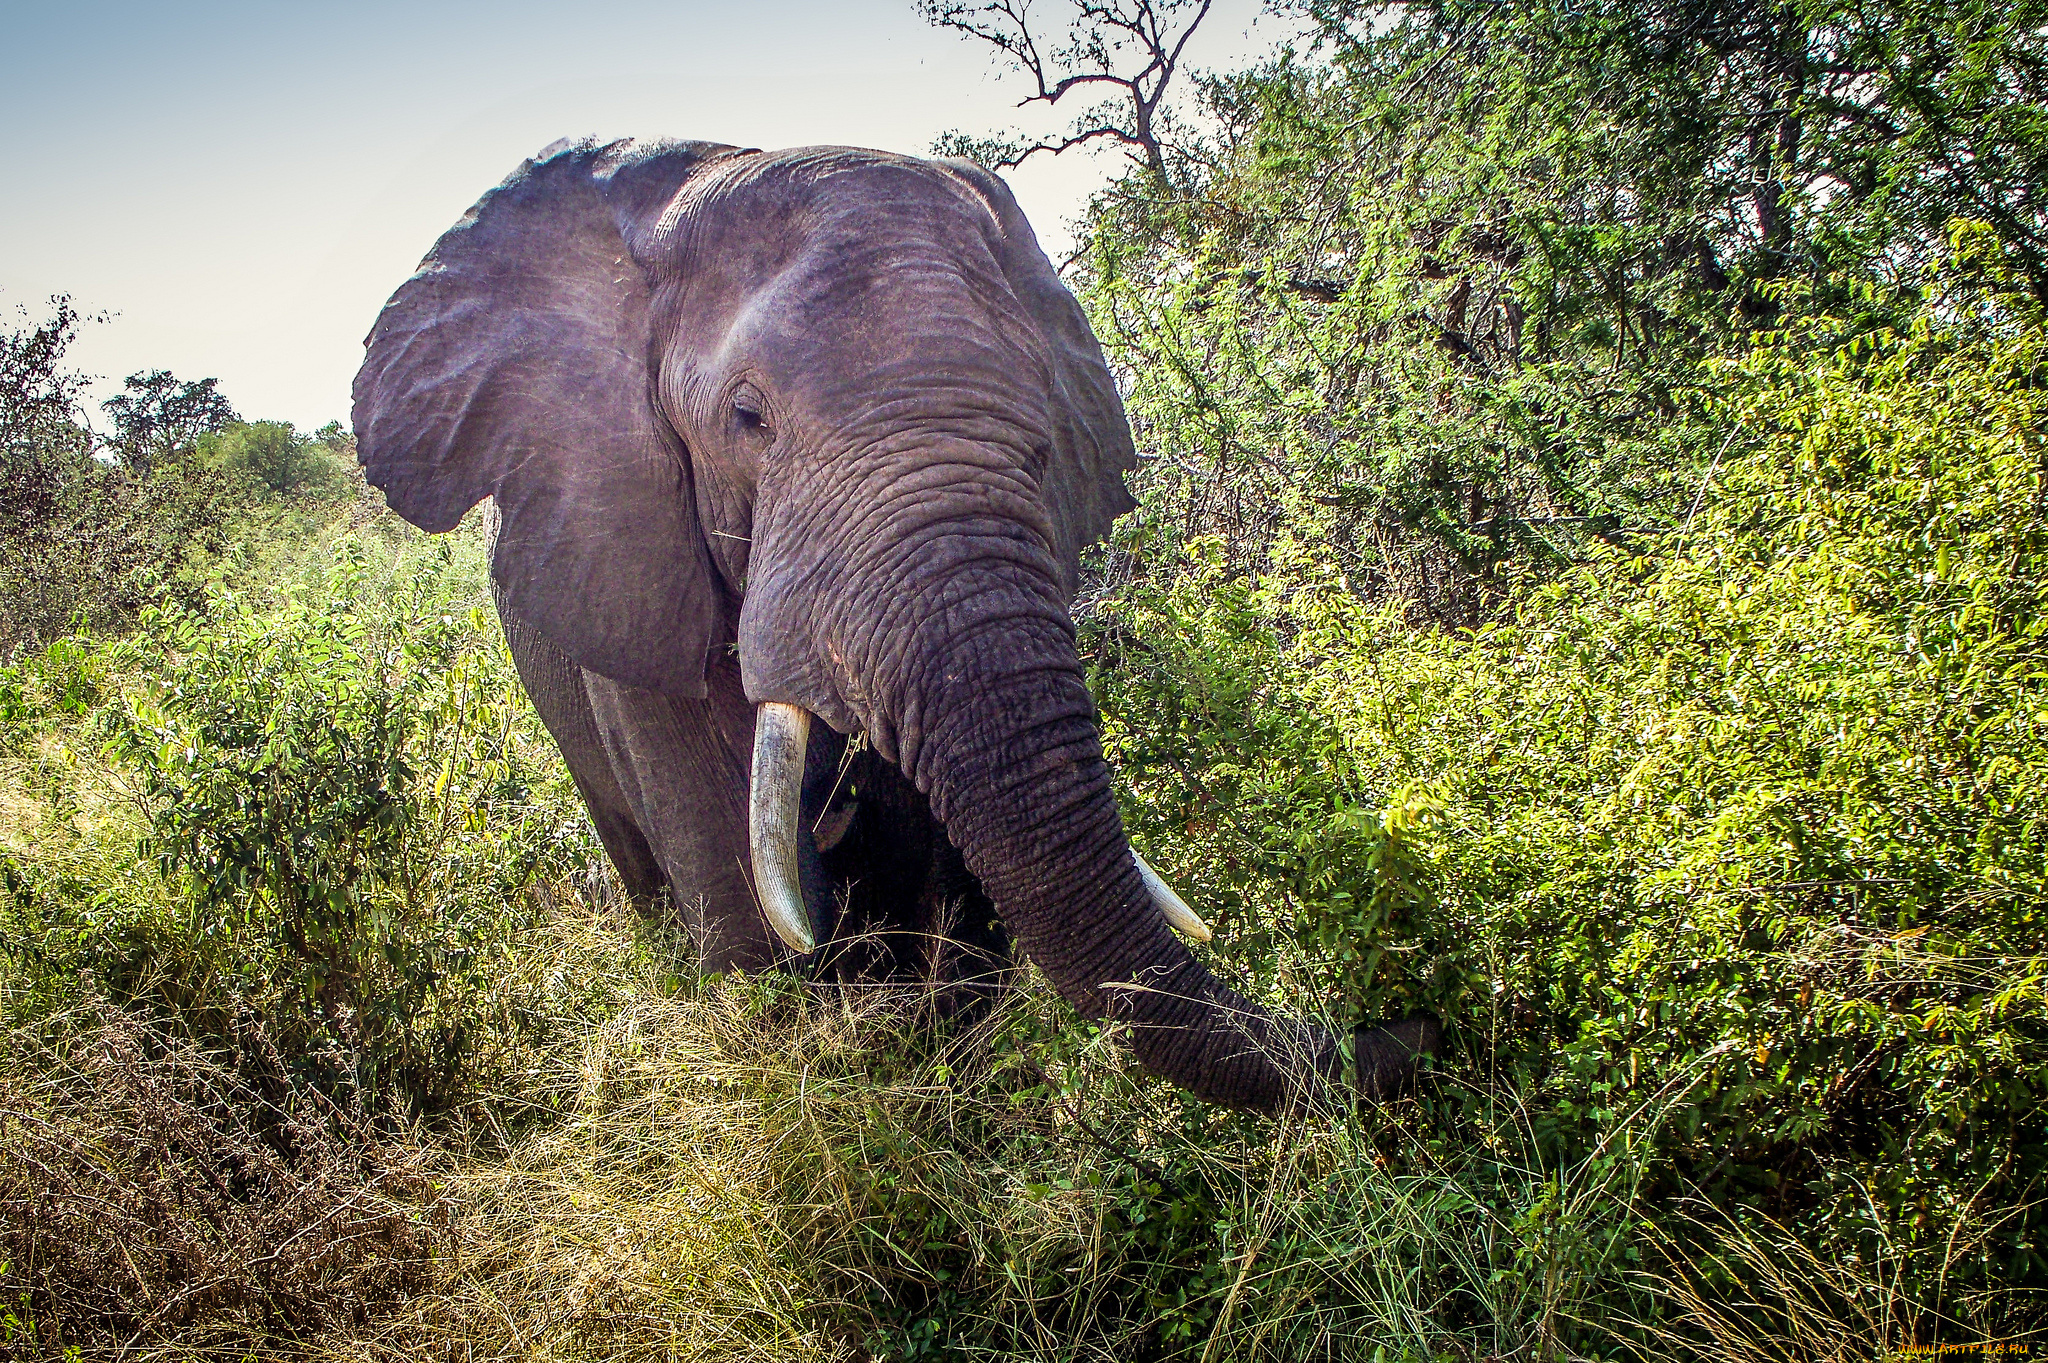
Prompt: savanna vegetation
<box><xmin>4</xmin><ymin>0</ymin><xmax>2047</xmax><ymax>1357</ymax></box>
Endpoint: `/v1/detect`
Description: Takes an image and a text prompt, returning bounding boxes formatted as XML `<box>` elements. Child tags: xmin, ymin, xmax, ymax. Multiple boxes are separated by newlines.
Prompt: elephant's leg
<box><xmin>580</xmin><ymin>649</ymin><xmax>784</xmax><ymax>973</ymax></box>
<box><xmin>498</xmin><ymin>600</ymin><xmax>666</xmax><ymax>909</ymax></box>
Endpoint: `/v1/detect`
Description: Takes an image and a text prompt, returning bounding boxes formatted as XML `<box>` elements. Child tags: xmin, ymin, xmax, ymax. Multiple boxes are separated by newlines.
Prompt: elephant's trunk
<box><xmin>925</xmin><ymin>638</ymin><xmax>1335</xmax><ymax>1105</ymax></box>
<box><xmin>908</xmin><ymin>617</ymin><xmax>1324</xmax><ymax>1111</ymax></box>
<box><xmin>743</xmin><ymin>452</ymin><xmax>1434</xmax><ymax>1113</ymax></box>
<box><xmin>913</xmin><ymin>590</ymin><xmax>1446</xmax><ymax>1109</ymax></box>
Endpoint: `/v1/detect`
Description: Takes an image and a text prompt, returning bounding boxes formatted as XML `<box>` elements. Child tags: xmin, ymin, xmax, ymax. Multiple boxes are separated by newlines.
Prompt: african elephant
<box><xmin>353</xmin><ymin>137</ymin><xmax>1435</xmax><ymax>1114</ymax></box>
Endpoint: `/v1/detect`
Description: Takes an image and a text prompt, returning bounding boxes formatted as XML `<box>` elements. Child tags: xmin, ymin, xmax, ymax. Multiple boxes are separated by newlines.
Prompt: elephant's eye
<box><xmin>730</xmin><ymin>385</ymin><xmax>770</xmax><ymax>435</ymax></box>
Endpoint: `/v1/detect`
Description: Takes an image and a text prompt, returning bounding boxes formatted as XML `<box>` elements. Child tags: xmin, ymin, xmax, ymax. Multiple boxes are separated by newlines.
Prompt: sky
<box><xmin>2</xmin><ymin>0</ymin><xmax>1279</xmax><ymax>431</ymax></box>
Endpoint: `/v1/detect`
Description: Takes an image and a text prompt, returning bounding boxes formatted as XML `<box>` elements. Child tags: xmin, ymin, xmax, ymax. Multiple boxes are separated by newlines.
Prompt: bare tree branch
<box><xmin>919</xmin><ymin>0</ymin><xmax>1215</xmax><ymax>184</ymax></box>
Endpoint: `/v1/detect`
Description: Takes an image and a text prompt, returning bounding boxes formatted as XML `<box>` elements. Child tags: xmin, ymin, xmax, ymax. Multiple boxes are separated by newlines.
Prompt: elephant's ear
<box><xmin>939</xmin><ymin>159</ymin><xmax>1139</xmax><ymax>594</ymax></box>
<box><xmin>354</xmin><ymin>136</ymin><xmax>741</xmax><ymax>699</ymax></box>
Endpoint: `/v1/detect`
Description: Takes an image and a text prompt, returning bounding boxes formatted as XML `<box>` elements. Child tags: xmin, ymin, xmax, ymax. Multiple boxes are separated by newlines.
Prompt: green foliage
<box><xmin>198</xmin><ymin>418</ymin><xmax>349</xmax><ymax>496</ymax></box>
<box><xmin>0</xmin><ymin>304</ymin><xmax>355</xmax><ymax>656</ymax></box>
<box><xmin>2</xmin><ymin>536</ymin><xmax>598</xmax><ymax>1113</ymax></box>
<box><xmin>8</xmin><ymin>1</ymin><xmax>2047</xmax><ymax>1348</ymax></box>
<box><xmin>1088</xmin><ymin>311</ymin><xmax>2048</xmax><ymax>1339</ymax></box>
<box><xmin>1071</xmin><ymin>0</ymin><xmax>2048</xmax><ymax>621</ymax></box>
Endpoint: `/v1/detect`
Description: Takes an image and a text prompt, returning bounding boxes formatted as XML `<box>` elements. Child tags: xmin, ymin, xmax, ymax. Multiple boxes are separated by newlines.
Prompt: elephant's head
<box><xmin>353</xmin><ymin>137</ymin><xmax>1433</xmax><ymax>1114</ymax></box>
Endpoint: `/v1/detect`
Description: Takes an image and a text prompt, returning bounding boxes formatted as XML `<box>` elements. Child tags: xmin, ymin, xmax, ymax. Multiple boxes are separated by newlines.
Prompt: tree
<box><xmin>0</xmin><ymin>302</ymin><xmax>249</xmax><ymax>652</ymax></box>
<box><xmin>923</xmin><ymin>0</ymin><xmax>1216</xmax><ymax>186</ymax></box>
<box><xmin>200</xmin><ymin>420</ymin><xmax>342</xmax><ymax>496</ymax></box>
<box><xmin>1013</xmin><ymin>0</ymin><xmax>2048</xmax><ymax>623</ymax></box>
<box><xmin>102</xmin><ymin>369</ymin><xmax>239</xmax><ymax>475</ymax></box>
<box><xmin>1301</xmin><ymin>0</ymin><xmax>2048</xmax><ymax>309</ymax></box>
<box><xmin>1</xmin><ymin>300</ymin><xmax>97</xmax><ymax>536</ymax></box>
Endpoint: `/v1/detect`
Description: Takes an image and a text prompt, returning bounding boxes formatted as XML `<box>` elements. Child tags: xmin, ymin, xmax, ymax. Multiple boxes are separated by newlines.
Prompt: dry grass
<box><xmin>335</xmin><ymin>985</ymin><xmax>853</xmax><ymax>1362</ymax></box>
<box><xmin>0</xmin><ymin>999</ymin><xmax>450</xmax><ymax>1359</ymax></box>
<box><xmin>1618</xmin><ymin>1198</ymin><xmax>2044</xmax><ymax>1363</ymax></box>
<box><xmin>3</xmin><ymin>874</ymin><xmax>2035</xmax><ymax>1361</ymax></box>
<box><xmin>7</xmin><ymin>958</ymin><xmax>2038</xmax><ymax>1362</ymax></box>
<box><xmin>333</xmin><ymin>973</ymin><xmax>1104</xmax><ymax>1362</ymax></box>
<box><xmin>315</xmin><ymin>968</ymin><xmax>1674</xmax><ymax>1363</ymax></box>
<box><xmin>320</xmin><ymin>960</ymin><xmax>1239</xmax><ymax>1362</ymax></box>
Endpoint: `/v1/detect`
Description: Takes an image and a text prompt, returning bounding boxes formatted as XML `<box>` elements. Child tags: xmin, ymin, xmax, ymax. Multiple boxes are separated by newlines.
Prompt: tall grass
<box><xmin>304</xmin><ymin>958</ymin><xmax>1966</xmax><ymax>1362</ymax></box>
<box><xmin>0</xmin><ymin>992</ymin><xmax>449</xmax><ymax>1357</ymax></box>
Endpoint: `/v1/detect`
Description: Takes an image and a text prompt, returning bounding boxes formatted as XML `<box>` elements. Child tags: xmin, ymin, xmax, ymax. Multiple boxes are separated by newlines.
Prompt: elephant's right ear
<box><xmin>354</xmin><ymin>136</ymin><xmax>740</xmax><ymax>699</ymax></box>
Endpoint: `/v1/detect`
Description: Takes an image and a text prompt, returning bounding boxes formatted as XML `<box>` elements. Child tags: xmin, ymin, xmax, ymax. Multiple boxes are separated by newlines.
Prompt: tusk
<box><xmin>749</xmin><ymin>702</ymin><xmax>816</xmax><ymax>954</ymax></box>
<box><xmin>1134</xmin><ymin>850</ymin><xmax>1211</xmax><ymax>942</ymax></box>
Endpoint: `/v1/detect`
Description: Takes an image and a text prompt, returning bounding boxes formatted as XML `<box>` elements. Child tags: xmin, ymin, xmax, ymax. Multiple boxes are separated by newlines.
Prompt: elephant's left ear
<box><xmin>354</xmin><ymin>137</ymin><xmax>742</xmax><ymax>699</ymax></box>
<box><xmin>938</xmin><ymin>159</ymin><xmax>1139</xmax><ymax>595</ymax></box>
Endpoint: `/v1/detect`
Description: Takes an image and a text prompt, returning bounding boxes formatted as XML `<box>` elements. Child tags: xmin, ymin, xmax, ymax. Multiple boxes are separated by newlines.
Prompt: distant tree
<box><xmin>0</xmin><ymin>301</ymin><xmax>253</xmax><ymax>652</ymax></box>
<box><xmin>200</xmin><ymin>420</ymin><xmax>343</xmax><ymax>496</ymax></box>
<box><xmin>102</xmin><ymin>369</ymin><xmax>239</xmax><ymax>475</ymax></box>
<box><xmin>313</xmin><ymin>420</ymin><xmax>358</xmax><ymax>464</ymax></box>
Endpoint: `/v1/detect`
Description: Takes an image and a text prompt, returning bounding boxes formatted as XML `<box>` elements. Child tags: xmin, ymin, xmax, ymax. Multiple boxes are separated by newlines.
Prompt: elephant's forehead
<box><xmin>713</xmin><ymin>145</ymin><xmax>961</xmax><ymax>194</ymax></box>
<box><xmin>675</xmin><ymin>146</ymin><xmax>995</xmax><ymax>245</ymax></box>
<box><xmin>651</xmin><ymin>146</ymin><xmax>1050</xmax><ymax>400</ymax></box>
<box><xmin>659</xmin><ymin>148</ymin><xmax>1020</xmax><ymax>330</ymax></box>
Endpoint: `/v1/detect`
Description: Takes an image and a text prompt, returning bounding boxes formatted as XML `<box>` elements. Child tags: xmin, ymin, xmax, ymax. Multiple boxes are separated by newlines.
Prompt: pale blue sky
<box><xmin>2</xmin><ymin>0</ymin><xmax>1276</xmax><ymax>429</ymax></box>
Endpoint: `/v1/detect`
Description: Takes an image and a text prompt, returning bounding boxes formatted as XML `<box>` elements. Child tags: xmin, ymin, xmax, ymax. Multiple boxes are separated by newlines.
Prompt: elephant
<box><xmin>353</xmin><ymin>136</ymin><xmax>1436</xmax><ymax>1115</ymax></box>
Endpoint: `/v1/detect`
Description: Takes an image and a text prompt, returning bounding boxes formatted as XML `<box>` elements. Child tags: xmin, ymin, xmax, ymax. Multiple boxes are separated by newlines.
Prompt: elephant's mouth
<box><xmin>747</xmin><ymin>700</ymin><xmax>1210</xmax><ymax>958</ymax></box>
<box><xmin>732</xmin><ymin>701</ymin><xmax>1009</xmax><ymax>1003</ymax></box>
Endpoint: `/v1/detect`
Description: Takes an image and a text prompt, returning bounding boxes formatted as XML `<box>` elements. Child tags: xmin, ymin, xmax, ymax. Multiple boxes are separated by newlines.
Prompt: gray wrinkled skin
<box><xmin>354</xmin><ymin>138</ymin><xmax>1435</xmax><ymax>1114</ymax></box>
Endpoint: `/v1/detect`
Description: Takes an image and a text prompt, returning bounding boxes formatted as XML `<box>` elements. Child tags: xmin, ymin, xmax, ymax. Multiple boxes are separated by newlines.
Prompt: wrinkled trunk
<box><xmin>875</xmin><ymin>551</ymin><xmax>1447</xmax><ymax>1113</ymax></box>
<box><xmin>900</xmin><ymin>609</ymin><xmax>1326</xmax><ymax>1110</ymax></box>
<box><xmin>942</xmin><ymin>671</ymin><xmax>1343</xmax><ymax>1105</ymax></box>
<box><xmin>746</xmin><ymin>471</ymin><xmax>1433</xmax><ymax>1114</ymax></box>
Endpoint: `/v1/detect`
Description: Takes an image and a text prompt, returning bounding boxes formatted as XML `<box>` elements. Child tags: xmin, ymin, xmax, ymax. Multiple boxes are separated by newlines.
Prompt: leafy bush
<box><xmin>5</xmin><ymin>74</ymin><xmax>2045</xmax><ymax>1353</ymax></box>
<box><xmin>2</xmin><ymin>535</ymin><xmax>599</xmax><ymax>1114</ymax></box>
<box><xmin>1089</xmin><ymin>308</ymin><xmax>2048</xmax><ymax>1342</ymax></box>
<box><xmin>286</xmin><ymin>290</ymin><xmax>2048</xmax><ymax>1360</ymax></box>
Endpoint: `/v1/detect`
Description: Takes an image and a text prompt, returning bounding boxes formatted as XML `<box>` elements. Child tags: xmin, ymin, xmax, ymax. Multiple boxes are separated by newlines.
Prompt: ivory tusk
<box><xmin>1133</xmin><ymin>850</ymin><xmax>1212</xmax><ymax>942</ymax></box>
<box><xmin>749</xmin><ymin>702</ymin><xmax>816</xmax><ymax>954</ymax></box>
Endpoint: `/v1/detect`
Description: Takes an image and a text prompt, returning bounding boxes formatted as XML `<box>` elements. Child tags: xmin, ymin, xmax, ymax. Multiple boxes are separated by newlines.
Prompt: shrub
<box><xmin>7</xmin><ymin>286</ymin><xmax>2045</xmax><ymax>1358</ymax></box>
<box><xmin>1088</xmin><ymin>309</ymin><xmax>2048</xmax><ymax>1343</ymax></box>
<box><xmin>1</xmin><ymin>535</ymin><xmax>596</xmax><ymax>1115</ymax></box>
